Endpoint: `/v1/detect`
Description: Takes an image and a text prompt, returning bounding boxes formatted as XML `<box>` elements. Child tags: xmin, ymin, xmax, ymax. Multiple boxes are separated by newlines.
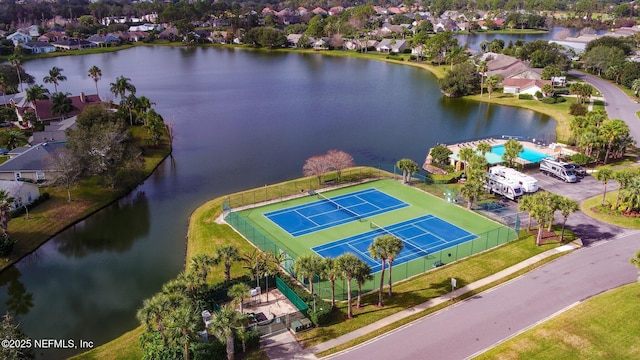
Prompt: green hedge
<box><xmin>518</xmin><ymin>94</ymin><xmax>534</xmax><ymax>100</ymax></box>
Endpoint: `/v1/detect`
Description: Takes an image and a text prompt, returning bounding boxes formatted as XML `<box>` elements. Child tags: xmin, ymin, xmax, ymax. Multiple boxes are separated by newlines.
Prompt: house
<box><xmin>312</xmin><ymin>7</ymin><xmax>328</xmax><ymax>16</ymax></box>
<box><xmin>344</xmin><ymin>39</ymin><xmax>377</xmax><ymax>51</ymax></box>
<box><xmin>53</xmin><ymin>39</ymin><xmax>97</xmax><ymax>51</ymax></box>
<box><xmin>86</xmin><ymin>34</ymin><xmax>121</xmax><ymax>47</ymax></box>
<box><xmin>17</xmin><ymin>93</ymin><xmax>103</xmax><ymax>124</ymax></box>
<box><xmin>158</xmin><ymin>28</ymin><xmax>179</xmax><ymax>41</ymax></box>
<box><xmin>0</xmin><ymin>141</ymin><xmax>67</xmax><ymax>181</ymax></box>
<box><xmin>503</xmin><ymin>78</ymin><xmax>552</xmax><ymax>95</ymax></box>
<box><xmin>40</xmin><ymin>31</ymin><xmax>67</xmax><ymax>42</ymax></box>
<box><xmin>20</xmin><ymin>25</ymin><xmax>40</xmax><ymax>37</ymax></box>
<box><xmin>30</xmin><ymin>116</ymin><xmax>76</xmax><ymax>144</ymax></box>
<box><xmin>0</xmin><ymin>180</ymin><xmax>39</xmax><ymax>211</ymax></box>
<box><xmin>7</xmin><ymin>31</ymin><xmax>32</xmax><ymax>46</ymax></box>
<box><xmin>328</xmin><ymin>7</ymin><xmax>345</xmax><ymax>16</ymax></box>
<box><xmin>483</xmin><ymin>53</ymin><xmax>540</xmax><ymax>80</ymax></box>
<box><xmin>21</xmin><ymin>41</ymin><xmax>56</xmax><ymax>54</ymax></box>
<box><xmin>376</xmin><ymin>39</ymin><xmax>408</xmax><ymax>53</ymax></box>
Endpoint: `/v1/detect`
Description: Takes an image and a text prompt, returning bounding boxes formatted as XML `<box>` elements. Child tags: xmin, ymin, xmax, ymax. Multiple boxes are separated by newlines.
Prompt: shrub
<box><xmin>535</xmin><ymin>91</ymin><xmax>543</xmax><ymax>99</ymax></box>
<box><xmin>541</xmin><ymin>96</ymin><xmax>556</xmax><ymax>104</ymax></box>
<box><xmin>518</xmin><ymin>94</ymin><xmax>534</xmax><ymax>100</ymax></box>
<box><xmin>309</xmin><ymin>303</ymin><xmax>332</xmax><ymax>325</ymax></box>
<box><xmin>569</xmin><ymin>102</ymin><xmax>587</xmax><ymax>116</ymax></box>
<box><xmin>571</xmin><ymin>153</ymin><xmax>592</xmax><ymax>166</ymax></box>
<box><xmin>191</xmin><ymin>339</ymin><xmax>226</xmax><ymax>360</ymax></box>
<box><xmin>385</xmin><ymin>55</ymin><xmax>403</xmax><ymax>61</ymax></box>
<box><xmin>0</xmin><ymin>233</ymin><xmax>14</xmax><ymax>256</ymax></box>
<box><xmin>234</xmin><ymin>330</ymin><xmax>260</xmax><ymax>353</ymax></box>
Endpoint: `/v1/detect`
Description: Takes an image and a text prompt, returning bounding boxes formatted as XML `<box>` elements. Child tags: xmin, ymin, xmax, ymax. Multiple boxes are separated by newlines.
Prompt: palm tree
<box><xmin>613</xmin><ymin>169</ymin><xmax>636</xmax><ymax>210</ymax></box>
<box><xmin>50</xmin><ymin>92</ymin><xmax>77</xmax><ymax>120</ymax></box>
<box><xmin>476</xmin><ymin>141</ymin><xmax>492</xmax><ymax>157</ymax></box>
<box><xmin>0</xmin><ymin>74</ymin><xmax>8</xmax><ymax>106</ymax></box>
<box><xmin>209</xmin><ymin>305</ymin><xmax>238</xmax><ymax>360</ymax></box>
<box><xmin>25</xmin><ymin>84</ymin><xmax>49</xmax><ymax>120</ymax></box>
<box><xmin>369</xmin><ymin>234</ymin><xmax>395</xmax><ymax>307</ymax></box>
<box><xmin>518</xmin><ymin>194</ymin><xmax>535</xmax><ymax>231</ymax></box>
<box><xmin>43</xmin><ymin>66</ymin><xmax>67</xmax><ymax>93</ymax></box>
<box><xmin>460</xmin><ymin>180</ymin><xmax>484</xmax><ymax>210</ymax></box>
<box><xmin>136</xmin><ymin>293</ymin><xmax>171</xmax><ymax>344</ymax></box>
<box><xmin>558</xmin><ymin>197</ymin><xmax>578</xmax><ymax>242</ymax></box>
<box><xmin>478</xmin><ymin>61</ymin><xmax>488</xmax><ymax>96</ymax></box>
<box><xmin>165</xmin><ymin>301</ymin><xmax>199</xmax><ymax>360</ymax></box>
<box><xmin>629</xmin><ymin>250</ymin><xmax>640</xmax><ymax>283</ymax></box>
<box><xmin>321</xmin><ymin>257</ymin><xmax>341</xmax><ymax>308</ymax></box>
<box><xmin>215</xmin><ymin>244</ymin><xmax>240</xmax><ymax>281</ymax></box>
<box><xmin>384</xmin><ymin>236</ymin><xmax>404</xmax><ymax>297</ymax></box>
<box><xmin>242</xmin><ymin>248</ymin><xmax>267</xmax><ymax>287</ymax></box>
<box><xmin>109</xmin><ymin>75</ymin><xmax>136</xmax><ymax>102</ymax></box>
<box><xmin>293</xmin><ymin>253</ymin><xmax>323</xmax><ymax>294</ymax></box>
<box><xmin>458</xmin><ymin>147</ymin><xmax>475</xmax><ymax>177</ymax></box>
<box><xmin>189</xmin><ymin>254</ymin><xmax>218</xmax><ymax>282</ymax></box>
<box><xmin>632</xmin><ymin>78</ymin><xmax>640</xmax><ymax>97</ymax></box>
<box><xmin>335</xmin><ymin>253</ymin><xmax>363</xmax><ymax>319</ymax></box>
<box><xmin>124</xmin><ymin>93</ymin><xmax>137</xmax><ymax>126</ymax></box>
<box><xmin>134</xmin><ymin>96</ymin><xmax>155</xmax><ymax>122</ymax></box>
<box><xmin>622</xmin><ymin>178</ymin><xmax>640</xmax><ymax>212</ymax></box>
<box><xmin>87</xmin><ymin>66</ymin><xmax>102</xmax><ymax>97</ymax></box>
<box><xmin>529</xmin><ymin>192</ymin><xmax>556</xmax><ymax>246</ymax></box>
<box><xmin>502</xmin><ymin>139</ymin><xmax>523</xmax><ymax>168</ymax></box>
<box><xmin>354</xmin><ymin>261</ymin><xmax>373</xmax><ymax>308</ymax></box>
<box><xmin>594</xmin><ymin>168</ymin><xmax>614</xmax><ymax>206</ymax></box>
<box><xmin>2</xmin><ymin>130</ymin><xmax>27</xmax><ymax>150</ymax></box>
<box><xmin>396</xmin><ymin>158</ymin><xmax>418</xmax><ymax>183</ymax></box>
<box><xmin>486</xmin><ymin>75</ymin><xmax>499</xmax><ymax>99</ymax></box>
<box><xmin>144</xmin><ymin>109</ymin><xmax>166</xmax><ymax>146</ymax></box>
<box><xmin>228</xmin><ymin>283</ymin><xmax>250</xmax><ymax>313</ymax></box>
<box><xmin>600</xmin><ymin>119</ymin><xmax>629</xmax><ymax>164</ymax></box>
<box><xmin>263</xmin><ymin>250</ymin><xmax>289</xmax><ymax>302</ymax></box>
<box><xmin>8</xmin><ymin>54</ymin><xmax>23</xmax><ymax>92</ymax></box>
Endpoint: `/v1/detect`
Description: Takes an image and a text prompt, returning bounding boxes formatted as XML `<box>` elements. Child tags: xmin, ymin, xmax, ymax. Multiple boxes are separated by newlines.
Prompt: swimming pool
<box><xmin>491</xmin><ymin>145</ymin><xmax>552</xmax><ymax>163</ymax></box>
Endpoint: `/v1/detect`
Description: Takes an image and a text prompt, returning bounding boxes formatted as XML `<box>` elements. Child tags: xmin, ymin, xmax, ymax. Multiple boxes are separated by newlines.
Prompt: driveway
<box><xmin>569</xmin><ymin>70</ymin><xmax>640</xmax><ymax>140</ymax></box>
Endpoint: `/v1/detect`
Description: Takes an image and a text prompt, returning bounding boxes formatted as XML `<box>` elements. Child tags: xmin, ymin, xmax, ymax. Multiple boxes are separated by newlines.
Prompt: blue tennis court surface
<box><xmin>313</xmin><ymin>215</ymin><xmax>477</xmax><ymax>272</ymax></box>
<box><xmin>264</xmin><ymin>188</ymin><xmax>408</xmax><ymax>237</ymax></box>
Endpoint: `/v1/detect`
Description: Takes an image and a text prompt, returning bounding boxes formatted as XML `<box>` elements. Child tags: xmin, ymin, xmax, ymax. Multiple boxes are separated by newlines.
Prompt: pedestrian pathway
<box><xmin>262</xmin><ymin>241</ymin><xmax>582</xmax><ymax>359</ymax></box>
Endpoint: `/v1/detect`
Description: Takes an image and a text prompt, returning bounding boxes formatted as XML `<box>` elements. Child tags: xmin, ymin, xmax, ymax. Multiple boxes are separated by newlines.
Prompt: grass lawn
<box><xmin>0</xmin><ymin>129</ymin><xmax>171</xmax><ymax>272</ymax></box>
<box><xmin>81</xmin><ymin>171</ymin><xmax>570</xmax><ymax>359</ymax></box>
<box><xmin>298</xmin><ymin>232</ymin><xmax>561</xmax><ymax>350</ymax></box>
<box><xmin>581</xmin><ymin>191</ymin><xmax>640</xmax><ymax>229</ymax></box>
<box><xmin>475</xmin><ymin>282</ymin><xmax>640</xmax><ymax>359</ymax></box>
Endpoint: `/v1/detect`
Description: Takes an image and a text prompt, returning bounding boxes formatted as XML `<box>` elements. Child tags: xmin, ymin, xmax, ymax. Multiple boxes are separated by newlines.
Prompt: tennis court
<box><xmin>264</xmin><ymin>188</ymin><xmax>408</xmax><ymax>237</ymax></box>
<box><xmin>312</xmin><ymin>215</ymin><xmax>477</xmax><ymax>272</ymax></box>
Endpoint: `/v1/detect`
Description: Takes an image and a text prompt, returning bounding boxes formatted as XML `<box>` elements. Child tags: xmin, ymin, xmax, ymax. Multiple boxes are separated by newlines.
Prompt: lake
<box><xmin>0</xmin><ymin>46</ymin><xmax>554</xmax><ymax>358</ymax></box>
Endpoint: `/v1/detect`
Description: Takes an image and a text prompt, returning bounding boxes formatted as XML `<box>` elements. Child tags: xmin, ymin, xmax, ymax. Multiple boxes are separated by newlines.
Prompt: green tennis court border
<box><xmin>228</xmin><ymin>179</ymin><xmax>518</xmax><ymax>300</ymax></box>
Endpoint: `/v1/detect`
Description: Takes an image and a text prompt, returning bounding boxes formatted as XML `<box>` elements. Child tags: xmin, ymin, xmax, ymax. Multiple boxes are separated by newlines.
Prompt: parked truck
<box><xmin>540</xmin><ymin>159</ymin><xmax>577</xmax><ymax>183</ymax></box>
<box><xmin>485</xmin><ymin>173</ymin><xmax>524</xmax><ymax>201</ymax></box>
<box><xmin>488</xmin><ymin>165</ymin><xmax>539</xmax><ymax>193</ymax></box>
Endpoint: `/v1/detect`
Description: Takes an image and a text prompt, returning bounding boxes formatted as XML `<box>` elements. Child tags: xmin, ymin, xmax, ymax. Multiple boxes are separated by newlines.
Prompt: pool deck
<box><xmin>424</xmin><ymin>136</ymin><xmax>574</xmax><ymax>170</ymax></box>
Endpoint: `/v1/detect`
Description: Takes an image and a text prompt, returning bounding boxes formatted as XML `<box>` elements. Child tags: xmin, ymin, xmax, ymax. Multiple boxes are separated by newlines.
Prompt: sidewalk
<box><xmin>262</xmin><ymin>241</ymin><xmax>581</xmax><ymax>359</ymax></box>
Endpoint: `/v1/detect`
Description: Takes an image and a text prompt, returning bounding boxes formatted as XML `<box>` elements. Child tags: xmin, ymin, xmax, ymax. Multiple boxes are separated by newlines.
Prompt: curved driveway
<box><xmin>569</xmin><ymin>69</ymin><xmax>640</xmax><ymax>140</ymax></box>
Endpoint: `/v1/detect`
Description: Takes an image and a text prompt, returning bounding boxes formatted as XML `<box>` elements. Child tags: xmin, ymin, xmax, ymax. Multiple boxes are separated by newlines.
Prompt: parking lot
<box><xmin>485</xmin><ymin>167</ymin><xmax>630</xmax><ymax>245</ymax></box>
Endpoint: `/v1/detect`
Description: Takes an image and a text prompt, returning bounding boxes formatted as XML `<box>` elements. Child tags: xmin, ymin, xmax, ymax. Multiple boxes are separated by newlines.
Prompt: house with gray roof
<box><xmin>0</xmin><ymin>142</ymin><xmax>67</xmax><ymax>181</ymax></box>
<box><xmin>376</xmin><ymin>38</ymin><xmax>408</xmax><ymax>53</ymax></box>
<box><xmin>21</xmin><ymin>41</ymin><xmax>56</xmax><ymax>54</ymax></box>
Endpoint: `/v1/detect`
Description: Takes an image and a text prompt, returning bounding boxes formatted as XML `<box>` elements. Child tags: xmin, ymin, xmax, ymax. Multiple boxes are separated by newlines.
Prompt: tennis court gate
<box><xmin>225</xmin><ymin>208</ymin><xmax>518</xmax><ymax>302</ymax></box>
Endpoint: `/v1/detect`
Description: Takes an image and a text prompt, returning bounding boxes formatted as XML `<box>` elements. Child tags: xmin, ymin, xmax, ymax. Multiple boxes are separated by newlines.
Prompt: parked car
<box><xmin>566</xmin><ymin>164</ymin><xmax>587</xmax><ymax>177</ymax></box>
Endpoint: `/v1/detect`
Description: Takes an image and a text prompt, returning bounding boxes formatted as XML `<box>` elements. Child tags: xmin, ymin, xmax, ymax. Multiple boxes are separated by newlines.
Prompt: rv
<box><xmin>488</xmin><ymin>165</ymin><xmax>539</xmax><ymax>193</ymax></box>
<box><xmin>485</xmin><ymin>173</ymin><xmax>524</xmax><ymax>201</ymax></box>
<box><xmin>540</xmin><ymin>159</ymin><xmax>577</xmax><ymax>183</ymax></box>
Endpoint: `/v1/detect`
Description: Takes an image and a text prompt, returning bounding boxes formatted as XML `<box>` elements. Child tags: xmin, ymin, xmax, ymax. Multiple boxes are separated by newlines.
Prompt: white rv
<box><xmin>485</xmin><ymin>173</ymin><xmax>524</xmax><ymax>201</ymax></box>
<box><xmin>540</xmin><ymin>159</ymin><xmax>577</xmax><ymax>183</ymax></box>
<box><xmin>489</xmin><ymin>165</ymin><xmax>539</xmax><ymax>193</ymax></box>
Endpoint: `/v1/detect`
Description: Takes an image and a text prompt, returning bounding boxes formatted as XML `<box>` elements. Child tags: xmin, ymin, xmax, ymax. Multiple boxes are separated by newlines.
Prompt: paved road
<box><xmin>569</xmin><ymin>70</ymin><xmax>640</xmax><ymax>140</ymax></box>
<box><xmin>327</xmin><ymin>231</ymin><xmax>639</xmax><ymax>360</ymax></box>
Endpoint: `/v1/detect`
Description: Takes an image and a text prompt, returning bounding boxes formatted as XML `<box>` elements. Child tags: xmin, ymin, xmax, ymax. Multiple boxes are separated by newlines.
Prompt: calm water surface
<box><xmin>0</xmin><ymin>46</ymin><xmax>554</xmax><ymax>358</ymax></box>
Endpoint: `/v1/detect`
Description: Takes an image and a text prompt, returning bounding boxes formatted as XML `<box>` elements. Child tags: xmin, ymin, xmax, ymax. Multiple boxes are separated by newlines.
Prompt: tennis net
<box><xmin>370</xmin><ymin>222</ymin><xmax>429</xmax><ymax>258</ymax></box>
<box><xmin>317</xmin><ymin>193</ymin><xmax>367</xmax><ymax>222</ymax></box>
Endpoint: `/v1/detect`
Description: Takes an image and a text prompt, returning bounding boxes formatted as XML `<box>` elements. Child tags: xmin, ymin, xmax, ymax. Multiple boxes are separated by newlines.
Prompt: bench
<box><xmin>433</xmin><ymin>260</ymin><xmax>445</xmax><ymax>268</ymax></box>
